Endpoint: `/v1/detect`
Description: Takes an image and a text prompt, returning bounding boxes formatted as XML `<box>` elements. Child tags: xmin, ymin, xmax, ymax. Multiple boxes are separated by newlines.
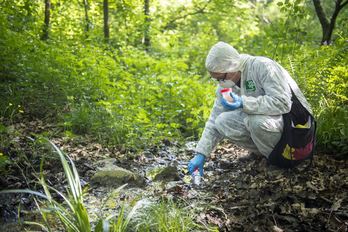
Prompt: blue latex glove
<box><xmin>188</xmin><ymin>153</ymin><xmax>206</xmax><ymax>176</ymax></box>
<box><xmin>221</xmin><ymin>92</ymin><xmax>243</xmax><ymax>110</ymax></box>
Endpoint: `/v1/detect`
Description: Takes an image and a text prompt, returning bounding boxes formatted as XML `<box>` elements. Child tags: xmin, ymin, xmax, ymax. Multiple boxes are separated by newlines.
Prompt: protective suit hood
<box><xmin>205</xmin><ymin>41</ymin><xmax>252</xmax><ymax>73</ymax></box>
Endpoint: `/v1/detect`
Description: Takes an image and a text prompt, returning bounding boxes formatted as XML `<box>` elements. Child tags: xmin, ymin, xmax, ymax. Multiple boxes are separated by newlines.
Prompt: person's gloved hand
<box><xmin>188</xmin><ymin>153</ymin><xmax>206</xmax><ymax>176</ymax></box>
<box><xmin>221</xmin><ymin>92</ymin><xmax>243</xmax><ymax>110</ymax></box>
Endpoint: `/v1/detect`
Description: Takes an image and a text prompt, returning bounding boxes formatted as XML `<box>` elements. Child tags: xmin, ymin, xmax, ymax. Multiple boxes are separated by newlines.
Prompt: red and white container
<box><xmin>220</xmin><ymin>88</ymin><xmax>233</xmax><ymax>103</ymax></box>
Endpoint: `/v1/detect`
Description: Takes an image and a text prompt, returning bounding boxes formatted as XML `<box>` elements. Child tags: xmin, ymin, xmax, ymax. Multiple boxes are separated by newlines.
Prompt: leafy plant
<box><xmin>0</xmin><ymin>139</ymin><xmax>129</xmax><ymax>231</ymax></box>
<box><xmin>131</xmin><ymin>198</ymin><xmax>216</xmax><ymax>232</ymax></box>
<box><xmin>1</xmin><ymin>140</ymin><xmax>90</xmax><ymax>231</ymax></box>
<box><xmin>289</xmin><ymin>38</ymin><xmax>348</xmax><ymax>156</ymax></box>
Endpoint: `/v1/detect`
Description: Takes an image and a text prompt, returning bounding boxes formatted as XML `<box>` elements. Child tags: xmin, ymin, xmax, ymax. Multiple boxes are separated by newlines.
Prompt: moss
<box><xmin>91</xmin><ymin>167</ymin><xmax>145</xmax><ymax>187</ymax></box>
<box><xmin>147</xmin><ymin>166</ymin><xmax>180</xmax><ymax>182</ymax></box>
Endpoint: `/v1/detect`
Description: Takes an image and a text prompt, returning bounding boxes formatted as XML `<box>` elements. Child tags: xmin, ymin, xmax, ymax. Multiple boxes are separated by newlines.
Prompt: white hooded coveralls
<box><xmin>195</xmin><ymin>42</ymin><xmax>312</xmax><ymax>158</ymax></box>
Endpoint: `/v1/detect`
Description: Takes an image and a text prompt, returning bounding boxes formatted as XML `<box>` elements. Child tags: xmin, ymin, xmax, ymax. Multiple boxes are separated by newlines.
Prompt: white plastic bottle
<box><xmin>192</xmin><ymin>169</ymin><xmax>201</xmax><ymax>186</ymax></box>
<box><xmin>220</xmin><ymin>88</ymin><xmax>233</xmax><ymax>103</ymax></box>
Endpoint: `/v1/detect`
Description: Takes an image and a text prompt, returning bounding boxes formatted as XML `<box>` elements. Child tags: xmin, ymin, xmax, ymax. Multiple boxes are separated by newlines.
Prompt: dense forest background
<box><xmin>1</xmin><ymin>0</ymin><xmax>347</xmax><ymax>156</ymax></box>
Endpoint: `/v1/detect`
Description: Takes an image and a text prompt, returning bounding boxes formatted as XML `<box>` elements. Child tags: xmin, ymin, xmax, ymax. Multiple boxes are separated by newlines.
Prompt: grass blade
<box><xmin>0</xmin><ymin>189</ymin><xmax>48</xmax><ymax>199</ymax></box>
<box><xmin>23</xmin><ymin>221</ymin><xmax>49</xmax><ymax>231</ymax></box>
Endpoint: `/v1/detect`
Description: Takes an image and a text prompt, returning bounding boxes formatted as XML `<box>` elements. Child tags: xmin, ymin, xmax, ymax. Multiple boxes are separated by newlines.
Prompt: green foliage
<box><xmin>56</xmin><ymin>46</ymin><xmax>215</xmax><ymax>148</ymax></box>
<box><xmin>0</xmin><ymin>140</ymin><xmax>91</xmax><ymax>231</ymax></box>
<box><xmin>1</xmin><ymin>0</ymin><xmax>347</xmax><ymax>155</ymax></box>
<box><xmin>0</xmin><ymin>19</ymin><xmax>69</xmax><ymax>119</ymax></box>
<box><xmin>287</xmin><ymin>38</ymin><xmax>348</xmax><ymax>155</ymax></box>
<box><xmin>314</xmin><ymin>62</ymin><xmax>348</xmax><ymax>155</ymax></box>
<box><xmin>0</xmin><ymin>140</ymin><xmax>130</xmax><ymax>231</ymax></box>
<box><xmin>317</xmin><ymin>106</ymin><xmax>348</xmax><ymax>155</ymax></box>
<box><xmin>0</xmin><ymin>123</ymin><xmax>12</xmax><ymax>174</ymax></box>
<box><xmin>0</xmin><ymin>151</ymin><xmax>9</xmax><ymax>174</ymax></box>
<box><xmin>0</xmin><ymin>4</ymin><xmax>214</xmax><ymax>148</ymax></box>
<box><xmin>132</xmin><ymin>198</ymin><xmax>215</xmax><ymax>232</ymax></box>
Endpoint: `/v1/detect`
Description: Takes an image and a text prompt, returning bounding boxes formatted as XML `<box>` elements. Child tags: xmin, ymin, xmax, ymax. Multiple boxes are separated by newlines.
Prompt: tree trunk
<box><xmin>41</xmin><ymin>0</ymin><xmax>51</xmax><ymax>40</ymax></box>
<box><xmin>143</xmin><ymin>0</ymin><xmax>150</xmax><ymax>51</ymax></box>
<box><xmin>103</xmin><ymin>0</ymin><xmax>109</xmax><ymax>42</ymax></box>
<box><xmin>312</xmin><ymin>0</ymin><xmax>348</xmax><ymax>45</ymax></box>
<box><xmin>83</xmin><ymin>0</ymin><xmax>90</xmax><ymax>33</ymax></box>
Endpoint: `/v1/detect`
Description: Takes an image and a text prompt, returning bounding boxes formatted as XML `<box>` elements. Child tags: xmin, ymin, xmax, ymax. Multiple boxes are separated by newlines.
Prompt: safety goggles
<box><xmin>210</xmin><ymin>73</ymin><xmax>227</xmax><ymax>83</ymax></box>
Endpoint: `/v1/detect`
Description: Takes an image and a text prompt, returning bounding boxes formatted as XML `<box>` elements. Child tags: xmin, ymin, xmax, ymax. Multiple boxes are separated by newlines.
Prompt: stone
<box><xmin>94</xmin><ymin>158</ymin><xmax>117</xmax><ymax>170</ymax></box>
<box><xmin>91</xmin><ymin>159</ymin><xmax>145</xmax><ymax>187</ymax></box>
<box><xmin>165</xmin><ymin>181</ymin><xmax>183</xmax><ymax>193</ymax></box>
<box><xmin>147</xmin><ymin>166</ymin><xmax>180</xmax><ymax>182</ymax></box>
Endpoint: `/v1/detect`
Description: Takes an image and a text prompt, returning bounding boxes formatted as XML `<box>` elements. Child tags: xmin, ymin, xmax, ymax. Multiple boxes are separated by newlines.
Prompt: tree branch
<box><xmin>329</xmin><ymin>0</ymin><xmax>342</xmax><ymax>30</ymax></box>
<box><xmin>329</xmin><ymin>0</ymin><xmax>347</xmax><ymax>30</ymax></box>
<box><xmin>162</xmin><ymin>0</ymin><xmax>211</xmax><ymax>31</ymax></box>
<box><xmin>312</xmin><ymin>0</ymin><xmax>329</xmax><ymax>29</ymax></box>
<box><xmin>339</xmin><ymin>0</ymin><xmax>348</xmax><ymax>9</ymax></box>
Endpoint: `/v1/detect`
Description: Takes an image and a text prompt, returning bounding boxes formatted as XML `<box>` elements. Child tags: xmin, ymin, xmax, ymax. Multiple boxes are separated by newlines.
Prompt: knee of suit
<box><xmin>247</xmin><ymin>117</ymin><xmax>264</xmax><ymax>135</ymax></box>
<box><xmin>246</xmin><ymin>115</ymin><xmax>283</xmax><ymax>135</ymax></box>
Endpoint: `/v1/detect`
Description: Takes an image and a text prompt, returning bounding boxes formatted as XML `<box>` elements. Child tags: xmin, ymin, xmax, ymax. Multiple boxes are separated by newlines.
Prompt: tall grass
<box><xmin>132</xmin><ymin>199</ymin><xmax>216</xmax><ymax>232</ymax></box>
<box><xmin>0</xmin><ymin>139</ymin><xmax>130</xmax><ymax>231</ymax></box>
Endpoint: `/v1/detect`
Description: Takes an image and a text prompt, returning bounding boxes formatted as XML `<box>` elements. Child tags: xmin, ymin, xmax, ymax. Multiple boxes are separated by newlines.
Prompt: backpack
<box><xmin>268</xmin><ymin>88</ymin><xmax>317</xmax><ymax>168</ymax></box>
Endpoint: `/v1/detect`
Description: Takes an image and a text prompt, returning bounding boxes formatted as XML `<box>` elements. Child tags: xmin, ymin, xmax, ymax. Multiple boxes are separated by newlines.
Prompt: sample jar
<box><xmin>220</xmin><ymin>88</ymin><xmax>234</xmax><ymax>103</ymax></box>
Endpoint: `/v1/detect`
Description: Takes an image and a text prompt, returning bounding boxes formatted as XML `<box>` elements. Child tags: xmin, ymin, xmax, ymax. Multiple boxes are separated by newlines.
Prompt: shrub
<box><xmin>289</xmin><ymin>38</ymin><xmax>348</xmax><ymax>156</ymax></box>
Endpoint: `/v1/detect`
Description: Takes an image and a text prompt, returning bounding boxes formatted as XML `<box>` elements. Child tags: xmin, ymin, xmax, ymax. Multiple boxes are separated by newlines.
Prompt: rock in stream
<box><xmin>91</xmin><ymin>158</ymin><xmax>145</xmax><ymax>187</ymax></box>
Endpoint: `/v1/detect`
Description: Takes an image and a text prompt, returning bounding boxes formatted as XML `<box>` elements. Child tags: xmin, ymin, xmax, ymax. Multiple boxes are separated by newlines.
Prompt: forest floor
<box><xmin>1</xmin><ymin>119</ymin><xmax>348</xmax><ymax>232</ymax></box>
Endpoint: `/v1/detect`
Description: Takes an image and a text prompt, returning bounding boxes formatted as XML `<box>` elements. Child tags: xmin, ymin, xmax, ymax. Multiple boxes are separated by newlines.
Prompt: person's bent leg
<box><xmin>215</xmin><ymin>110</ymin><xmax>259</xmax><ymax>153</ymax></box>
<box><xmin>245</xmin><ymin>115</ymin><xmax>283</xmax><ymax>158</ymax></box>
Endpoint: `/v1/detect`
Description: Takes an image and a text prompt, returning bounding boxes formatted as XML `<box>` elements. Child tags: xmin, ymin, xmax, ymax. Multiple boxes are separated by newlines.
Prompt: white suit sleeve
<box><xmin>194</xmin><ymin>89</ymin><xmax>226</xmax><ymax>158</ymax></box>
<box><xmin>242</xmin><ymin>61</ymin><xmax>292</xmax><ymax>115</ymax></box>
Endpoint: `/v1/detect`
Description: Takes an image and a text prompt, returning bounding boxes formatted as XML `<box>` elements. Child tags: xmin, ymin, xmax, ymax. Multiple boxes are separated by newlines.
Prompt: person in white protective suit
<box><xmin>188</xmin><ymin>41</ymin><xmax>313</xmax><ymax>175</ymax></box>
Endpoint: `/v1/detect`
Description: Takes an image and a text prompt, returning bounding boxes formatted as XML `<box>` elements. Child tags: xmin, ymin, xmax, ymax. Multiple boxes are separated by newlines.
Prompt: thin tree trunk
<box><xmin>41</xmin><ymin>0</ymin><xmax>51</xmax><ymax>40</ymax></box>
<box><xmin>312</xmin><ymin>0</ymin><xmax>348</xmax><ymax>45</ymax></box>
<box><xmin>83</xmin><ymin>0</ymin><xmax>90</xmax><ymax>33</ymax></box>
<box><xmin>143</xmin><ymin>0</ymin><xmax>150</xmax><ymax>51</ymax></box>
<box><xmin>103</xmin><ymin>0</ymin><xmax>109</xmax><ymax>42</ymax></box>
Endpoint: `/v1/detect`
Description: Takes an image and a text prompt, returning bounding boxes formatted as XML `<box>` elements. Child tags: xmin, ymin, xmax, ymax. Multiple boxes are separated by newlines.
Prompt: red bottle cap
<box><xmin>220</xmin><ymin>88</ymin><xmax>232</xmax><ymax>93</ymax></box>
